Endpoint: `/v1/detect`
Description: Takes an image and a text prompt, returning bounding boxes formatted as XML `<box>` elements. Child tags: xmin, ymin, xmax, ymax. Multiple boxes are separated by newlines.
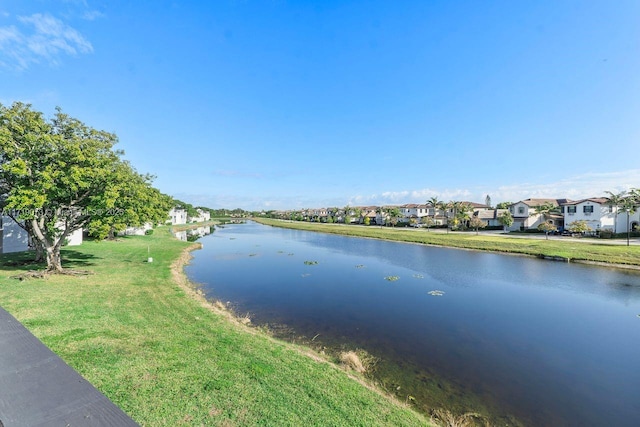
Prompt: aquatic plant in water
<box><xmin>304</xmin><ymin>260</ymin><xmax>319</xmax><ymax>265</ymax></box>
<box><xmin>384</xmin><ymin>276</ymin><xmax>400</xmax><ymax>281</ymax></box>
<box><xmin>355</xmin><ymin>264</ymin><xmax>365</xmax><ymax>268</ymax></box>
<box><xmin>428</xmin><ymin>290</ymin><xmax>445</xmax><ymax>296</ymax></box>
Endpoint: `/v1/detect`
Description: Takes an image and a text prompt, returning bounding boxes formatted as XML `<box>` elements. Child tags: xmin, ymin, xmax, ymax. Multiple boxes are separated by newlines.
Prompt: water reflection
<box><xmin>185</xmin><ymin>222</ymin><xmax>640</xmax><ymax>426</ymax></box>
<box><xmin>173</xmin><ymin>226</ymin><xmax>212</xmax><ymax>242</ymax></box>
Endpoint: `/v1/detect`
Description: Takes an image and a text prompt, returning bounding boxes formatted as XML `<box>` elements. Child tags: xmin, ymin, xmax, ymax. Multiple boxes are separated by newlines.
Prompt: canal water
<box><xmin>185</xmin><ymin>221</ymin><xmax>640</xmax><ymax>426</ymax></box>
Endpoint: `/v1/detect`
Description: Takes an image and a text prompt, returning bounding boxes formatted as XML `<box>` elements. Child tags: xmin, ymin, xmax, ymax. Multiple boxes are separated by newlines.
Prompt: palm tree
<box><xmin>385</xmin><ymin>207</ymin><xmax>402</xmax><ymax>227</ymax></box>
<box><xmin>620</xmin><ymin>194</ymin><xmax>638</xmax><ymax>246</ymax></box>
<box><xmin>353</xmin><ymin>207</ymin><xmax>363</xmax><ymax>224</ymax></box>
<box><xmin>427</xmin><ymin>196</ymin><xmax>440</xmax><ymax>221</ymax></box>
<box><xmin>605</xmin><ymin>190</ymin><xmax>627</xmax><ymax>233</ymax></box>
<box><xmin>343</xmin><ymin>205</ymin><xmax>351</xmax><ymax>224</ymax></box>
<box><xmin>456</xmin><ymin>202</ymin><xmax>472</xmax><ymax>230</ymax></box>
<box><xmin>375</xmin><ymin>206</ymin><xmax>385</xmax><ymax>227</ymax></box>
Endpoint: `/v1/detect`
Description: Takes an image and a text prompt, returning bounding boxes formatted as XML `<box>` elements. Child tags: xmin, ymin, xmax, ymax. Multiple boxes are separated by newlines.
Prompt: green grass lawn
<box><xmin>0</xmin><ymin>228</ymin><xmax>430</xmax><ymax>426</ymax></box>
<box><xmin>254</xmin><ymin>218</ymin><xmax>640</xmax><ymax>267</ymax></box>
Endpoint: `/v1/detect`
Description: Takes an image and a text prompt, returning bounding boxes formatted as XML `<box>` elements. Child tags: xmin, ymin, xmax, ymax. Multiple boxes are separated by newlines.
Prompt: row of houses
<box><xmin>271</xmin><ymin>196</ymin><xmax>640</xmax><ymax>234</ymax></box>
<box><xmin>0</xmin><ymin>206</ymin><xmax>212</xmax><ymax>254</ymax></box>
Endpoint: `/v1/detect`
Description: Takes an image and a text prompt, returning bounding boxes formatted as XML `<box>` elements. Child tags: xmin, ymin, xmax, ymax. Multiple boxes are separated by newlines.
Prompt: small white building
<box><xmin>188</xmin><ymin>208</ymin><xmax>211</xmax><ymax>223</ymax></box>
<box><xmin>168</xmin><ymin>208</ymin><xmax>188</xmax><ymax>225</ymax></box>
<box><xmin>120</xmin><ymin>223</ymin><xmax>153</xmax><ymax>236</ymax></box>
<box><xmin>0</xmin><ymin>216</ymin><xmax>83</xmax><ymax>254</ymax></box>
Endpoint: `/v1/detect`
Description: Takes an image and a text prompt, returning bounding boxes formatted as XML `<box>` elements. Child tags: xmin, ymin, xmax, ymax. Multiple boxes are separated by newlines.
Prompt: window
<box><xmin>567</xmin><ymin>206</ymin><xmax>576</xmax><ymax>214</ymax></box>
<box><xmin>583</xmin><ymin>205</ymin><xmax>594</xmax><ymax>213</ymax></box>
<box><xmin>518</xmin><ymin>206</ymin><xmax>525</xmax><ymax>214</ymax></box>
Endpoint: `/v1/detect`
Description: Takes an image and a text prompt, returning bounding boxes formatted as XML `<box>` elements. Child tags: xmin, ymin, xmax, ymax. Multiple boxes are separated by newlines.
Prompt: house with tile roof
<box><xmin>508</xmin><ymin>198</ymin><xmax>570</xmax><ymax>231</ymax></box>
<box><xmin>473</xmin><ymin>209</ymin><xmax>509</xmax><ymax>227</ymax></box>
<box><xmin>561</xmin><ymin>197</ymin><xmax>640</xmax><ymax>234</ymax></box>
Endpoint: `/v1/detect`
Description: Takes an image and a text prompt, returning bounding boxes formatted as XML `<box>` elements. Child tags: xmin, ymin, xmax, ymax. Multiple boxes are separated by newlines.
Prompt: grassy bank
<box><xmin>254</xmin><ymin>218</ymin><xmax>640</xmax><ymax>267</ymax></box>
<box><xmin>0</xmin><ymin>228</ymin><xmax>430</xmax><ymax>426</ymax></box>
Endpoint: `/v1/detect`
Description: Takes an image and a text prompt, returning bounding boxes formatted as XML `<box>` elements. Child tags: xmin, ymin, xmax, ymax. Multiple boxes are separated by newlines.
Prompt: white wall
<box><xmin>169</xmin><ymin>208</ymin><xmax>188</xmax><ymax>225</ymax></box>
<box><xmin>0</xmin><ymin>216</ymin><xmax>30</xmax><ymax>254</ymax></box>
<box><xmin>66</xmin><ymin>228</ymin><xmax>83</xmax><ymax>246</ymax></box>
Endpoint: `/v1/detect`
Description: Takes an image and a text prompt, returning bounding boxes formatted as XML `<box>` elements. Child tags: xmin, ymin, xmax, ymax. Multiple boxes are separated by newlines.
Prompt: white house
<box><xmin>561</xmin><ymin>197</ymin><xmax>640</xmax><ymax>234</ymax></box>
<box><xmin>508</xmin><ymin>198</ymin><xmax>569</xmax><ymax>231</ymax></box>
<box><xmin>188</xmin><ymin>208</ymin><xmax>211</xmax><ymax>223</ymax></box>
<box><xmin>168</xmin><ymin>208</ymin><xmax>188</xmax><ymax>225</ymax></box>
<box><xmin>120</xmin><ymin>222</ymin><xmax>153</xmax><ymax>236</ymax></box>
<box><xmin>0</xmin><ymin>216</ymin><xmax>83</xmax><ymax>254</ymax></box>
<box><xmin>399</xmin><ymin>204</ymin><xmax>431</xmax><ymax>223</ymax></box>
<box><xmin>560</xmin><ymin>198</ymin><xmax>614</xmax><ymax>233</ymax></box>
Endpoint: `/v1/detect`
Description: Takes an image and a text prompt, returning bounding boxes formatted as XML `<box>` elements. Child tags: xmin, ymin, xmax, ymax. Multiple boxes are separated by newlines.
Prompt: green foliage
<box><xmin>567</xmin><ymin>220</ymin><xmax>592</xmax><ymax>234</ymax></box>
<box><xmin>0</xmin><ymin>103</ymin><xmax>120</xmax><ymax>269</ymax></box>
<box><xmin>537</xmin><ymin>221</ymin><xmax>557</xmax><ymax>239</ymax></box>
<box><xmin>495</xmin><ymin>202</ymin><xmax>512</xmax><ymax>209</ymax></box>
<box><xmin>468</xmin><ymin>216</ymin><xmax>486</xmax><ymax>233</ymax></box>
<box><xmin>421</xmin><ymin>216</ymin><xmax>435</xmax><ymax>229</ymax></box>
<box><xmin>364</xmin><ymin>216</ymin><xmax>371</xmax><ymax>226</ymax></box>
<box><xmin>0</xmin><ymin>102</ymin><xmax>170</xmax><ymax>267</ymax></box>
<box><xmin>498</xmin><ymin>211</ymin><xmax>514</xmax><ymax>229</ymax></box>
<box><xmin>88</xmin><ymin>161</ymin><xmax>173</xmax><ymax>240</ymax></box>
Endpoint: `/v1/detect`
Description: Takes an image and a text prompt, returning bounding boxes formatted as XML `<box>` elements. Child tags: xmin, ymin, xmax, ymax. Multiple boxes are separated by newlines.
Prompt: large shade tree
<box><xmin>87</xmin><ymin>161</ymin><xmax>173</xmax><ymax>240</ymax></box>
<box><xmin>0</xmin><ymin>102</ymin><xmax>165</xmax><ymax>271</ymax></box>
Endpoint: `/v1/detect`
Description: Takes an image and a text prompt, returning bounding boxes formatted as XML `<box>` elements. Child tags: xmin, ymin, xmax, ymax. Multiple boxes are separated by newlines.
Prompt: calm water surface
<box><xmin>185</xmin><ymin>222</ymin><xmax>640</xmax><ymax>426</ymax></box>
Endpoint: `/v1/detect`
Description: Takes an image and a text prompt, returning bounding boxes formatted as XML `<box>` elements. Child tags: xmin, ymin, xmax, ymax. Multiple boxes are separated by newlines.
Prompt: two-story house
<box><xmin>168</xmin><ymin>207</ymin><xmax>188</xmax><ymax>225</ymax></box>
<box><xmin>560</xmin><ymin>198</ymin><xmax>615</xmax><ymax>233</ymax></box>
<box><xmin>509</xmin><ymin>198</ymin><xmax>570</xmax><ymax>231</ymax></box>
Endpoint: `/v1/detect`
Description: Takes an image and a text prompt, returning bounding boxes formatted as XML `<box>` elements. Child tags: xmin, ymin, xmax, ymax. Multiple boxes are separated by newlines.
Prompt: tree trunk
<box><xmin>33</xmin><ymin>241</ymin><xmax>45</xmax><ymax>263</ymax></box>
<box><xmin>45</xmin><ymin>247</ymin><xmax>63</xmax><ymax>272</ymax></box>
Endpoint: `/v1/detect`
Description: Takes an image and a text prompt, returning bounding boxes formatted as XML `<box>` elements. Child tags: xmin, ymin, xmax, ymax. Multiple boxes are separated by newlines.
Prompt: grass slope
<box><xmin>254</xmin><ymin>218</ymin><xmax>640</xmax><ymax>267</ymax></box>
<box><xmin>0</xmin><ymin>228</ymin><xmax>430</xmax><ymax>426</ymax></box>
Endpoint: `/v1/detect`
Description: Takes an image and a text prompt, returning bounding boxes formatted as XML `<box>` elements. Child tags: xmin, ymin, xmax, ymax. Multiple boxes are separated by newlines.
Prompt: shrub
<box><xmin>145</xmin><ymin>229</ymin><xmax>154</xmax><ymax>235</ymax></box>
<box><xmin>599</xmin><ymin>228</ymin><xmax>613</xmax><ymax>239</ymax></box>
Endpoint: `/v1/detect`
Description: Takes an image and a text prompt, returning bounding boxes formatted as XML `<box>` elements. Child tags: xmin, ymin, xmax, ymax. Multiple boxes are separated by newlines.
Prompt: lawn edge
<box><xmin>169</xmin><ymin>235</ymin><xmax>429</xmax><ymax>423</ymax></box>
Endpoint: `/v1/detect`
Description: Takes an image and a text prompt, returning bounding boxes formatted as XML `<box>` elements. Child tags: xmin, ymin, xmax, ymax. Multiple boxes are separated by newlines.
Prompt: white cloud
<box><xmin>0</xmin><ymin>13</ymin><xmax>92</xmax><ymax>70</ymax></box>
<box><xmin>172</xmin><ymin>169</ymin><xmax>640</xmax><ymax>211</ymax></box>
<box><xmin>82</xmin><ymin>10</ymin><xmax>105</xmax><ymax>21</ymax></box>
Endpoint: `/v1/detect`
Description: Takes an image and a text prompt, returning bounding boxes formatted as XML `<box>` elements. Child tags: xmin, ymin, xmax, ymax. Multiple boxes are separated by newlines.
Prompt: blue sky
<box><xmin>1</xmin><ymin>1</ymin><xmax>639</xmax><ymax>210</ymax></box>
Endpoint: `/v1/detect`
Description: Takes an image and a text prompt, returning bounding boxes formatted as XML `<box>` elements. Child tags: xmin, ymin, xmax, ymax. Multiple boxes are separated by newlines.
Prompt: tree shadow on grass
<box><xmin>60</xmin><ymin>249</ymin><xmax>100</xmax><ymax>269</ymax></box>
<box><xmin>0</xmin><ymin>252</ymin><xmax>44</xmax><ymax>272</ymax></box>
